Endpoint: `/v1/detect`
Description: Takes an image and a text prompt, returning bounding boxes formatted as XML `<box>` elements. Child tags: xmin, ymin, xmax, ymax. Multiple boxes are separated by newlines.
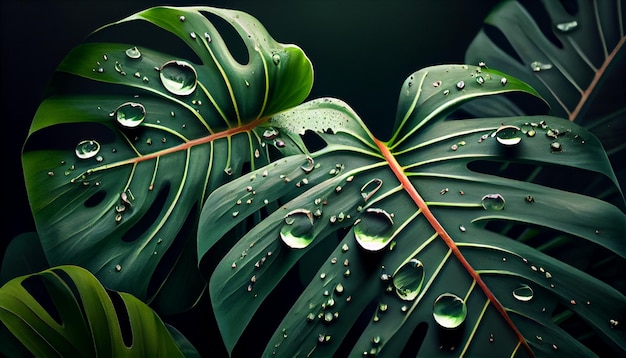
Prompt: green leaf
<box><xmin>21</xmin><ymin>6</ymin><xmax>313</xmax><ymax>314</ymax></box>
<box><xmin>464</xmin><ymin>0</ymin><xmax>626</xmax><ymax>188</ymax></box>
<box><xmin>0</xmin><ymin>265</ymin><xmax>190</xmax><ymax>357</ymax></box>
<box><xmin>199</xmin><ymin>65</ymin><xmax>626</xmax><ymax>356</ymax></box>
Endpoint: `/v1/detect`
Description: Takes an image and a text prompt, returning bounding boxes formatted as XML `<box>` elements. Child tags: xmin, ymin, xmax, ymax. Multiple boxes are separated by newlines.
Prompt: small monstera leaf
<box><xmin>464</xmin><ymin>0</ymin><xmax>625</xmax><ymax>187</ymax></box>
<box><xmin>21</xmin><ymin>6</ymin><xmax>312</xmax><ymax>314</ymax></box>
<box><xmin>0</xmin><ymin>265</ymin><xmax>197</xmax><ymax>357</ymax></box>
<box><xmin>198</xmin><ymin>64</ymin><xmax>626</xmax><ymax>356</ymax></box>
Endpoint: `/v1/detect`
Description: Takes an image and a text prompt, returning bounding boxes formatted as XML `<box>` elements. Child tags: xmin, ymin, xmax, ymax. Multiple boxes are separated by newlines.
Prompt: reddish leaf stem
<box><xmin>374</xmin><ymin>137</ymin><xmax>534</xmax><ymax>357</ymax></box>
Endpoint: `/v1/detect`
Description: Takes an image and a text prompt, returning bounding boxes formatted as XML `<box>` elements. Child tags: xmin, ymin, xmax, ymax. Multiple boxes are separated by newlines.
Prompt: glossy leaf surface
<box><xmin>0</xmin><ymin>265</ymin><xmax>195</xmax><ymax>357</ymax></box>
<box><xmin>199</xmin><ymin>64</ymin><xmax>626</xmax><ymax>356</ymax></box>
<box><xmin>21</xmin><ymin>6</ymin><xmax>313</xmax><ymax>314</ymax></box>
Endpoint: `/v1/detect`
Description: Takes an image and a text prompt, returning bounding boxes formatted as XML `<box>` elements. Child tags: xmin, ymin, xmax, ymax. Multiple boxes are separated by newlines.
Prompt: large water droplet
<box><xmin>75</xmin><ymin>140</ymin><xmax>101</xmax><ymax>159</ymax></box>
<box><xmin>556</xmin><ymin>20</ymin><xmax>578</xmax><ymax>32</ymax></box>
<box><xmin>125</xmin><ymin>46</ymin><xmax>141</xmax><ymax>59</ymax></box>
<box><xmin>530</xmin><ymin>61</ymin><xmax>553</xmax><ymax>72</ymax></box>
<box><xmin>493</xmin><ymin>125</ymin><xmax>522</xmax><ymax>146</ymax></box>
<box><xmin>280</xmin><ymin>209</ymin><xmax>315</xmax><ymax>249</ymax></box>
<box><xmin>512</xmin><ymin>284</ymin><xmax>534</xmax><ymax>302</ymax></box>
<box><xmin>115</xmin><ymin>102</ymin><xmax>146</xmax><ymax>128</ymax></box>
<box><xmin>159</xmin><ymin>60</ymin><xmax>198</xmax><ymax>96</ymax></box>
<box><xmin>481</xmin><ymin>194</ymin><xmax>505</xmax><ymax>211</ymax></box>
<box><xmin>354</xmin><ymin>208</ymin><xmax>394</xmax><ymax>251</ymax></box>
<box><xmin>393</xmin><ymin>258</ymin><xmax>425</xmax><ymax>301</ymax></box>
<box><xmin>433</xmin><ymin>293</ymin><xmax>467</xmax><ymax>329</ymax></box>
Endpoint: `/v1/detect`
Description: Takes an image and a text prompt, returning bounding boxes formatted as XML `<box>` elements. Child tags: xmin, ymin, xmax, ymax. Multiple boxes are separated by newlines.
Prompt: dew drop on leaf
<box><xmin>512</xmin><ymin>284</ymin><xmax>534</xmax><ymax>302</ymax></box>
<box><xmin>433</xmin><ymin>293</ymin><xmax>467</xmax><ymax>329</ymax></box>
<box><xmin>481</xmin><ymin>193</ymin><xmax>505</xmax><ymax>211</ymax></box>
<box><xmin>272</xmin><ymin>53</ymin><xmax>281</xmax><ymax>65</ymax></box>
<box><xmin>360</xmin><ymin>178</ymin><xmax>383</xmax><ymax>202</ymax></box>
<box><xmin>159</xmin><ymin>60</ymin><xmax>198</xmax><ymax>96</ymax></box>
<box><xmin>75</xmin><ymin>140</ymin><xmax>101</xmax><ymax>159</ymax></box>
<box><xmin>115</xmin><ymin>102</ymin><xmax>146</xmax><ymax>128</ymax></box>
<box><xmin>354</xmin><ymin>208</ymin><xmax>394</xmax><ymax>251</ymax></box>
<box><xmin>393</xmin><ymin>258</ymin><xmax>425</xmax><ymax>301</ymax></box>
<box><xmin>280</xmin><ymin>209</ymin><xmax>315</xmax><ymax>249</ymax></box>
<box><xmin>493</xmin><ymin>125</ymin><xmax>522</xmax><ymax>146</ymax></box>
<box><xmin>530</xmin><ymin>61</ymin><xmax>553</xmax><ymax>72</ymax></box>
<box><xmin>556</xmin><ymin>20</ymin><xmax>578</xmax><ymax>32</ymax></box>
<box><xmin>125</xmin><ymin>46</ymin><xmax>141</xmax><ymax>59</ymax></box>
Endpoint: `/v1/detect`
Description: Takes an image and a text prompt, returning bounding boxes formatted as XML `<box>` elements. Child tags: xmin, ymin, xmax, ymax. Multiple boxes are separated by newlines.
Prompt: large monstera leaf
<box><xmin>21</xmin><ymin>6</ymin><xmax>312</xmax><ymax>314</ymax></box>
<box><xmin>0</xmin><ymin>265</ymin><xmax>197</xmax><ymax>357</ymax></box>
<box><xmin>463</xmin><ymin>0</ymin><xmax>625</xmax><ymax>188</ymax></box>
<box><xmin>198</xmin><ymin>64</ymin><xmax>626</xmax><ymax>356</ymax></box>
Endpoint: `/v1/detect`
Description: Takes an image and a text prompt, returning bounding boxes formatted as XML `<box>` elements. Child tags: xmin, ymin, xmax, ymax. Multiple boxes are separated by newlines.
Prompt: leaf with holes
<box><xmin>198</xmin><ymin>64</ymin><xmax>626</xmax><ymax>356</ymax></box>
<box><xmin>464</xmin><ymin>0</ymin><xmax>625</xmax><ymax>189</ymax></box>
<box><xmin>21</xmin><ymin>6</ymin><xmax>313</xmax><ymax>314</ymax></box>
<box><xmin>0</xmin><ymin>265</ymin><xmax>197</xmax><ymax>357</ymax></box>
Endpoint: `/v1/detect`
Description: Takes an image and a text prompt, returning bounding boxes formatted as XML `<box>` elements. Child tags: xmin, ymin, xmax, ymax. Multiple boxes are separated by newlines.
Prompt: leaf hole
<box><xmin>84</xmin><ymin>190</ymin><xmax>107</xmax><ymax>208</ymax></box>
<box><xmin>106</xmin><ymin>290</ymin><xmax>133</xmax><ymax>348</ymax></box>
<box><xmin>121</xmin><ymin>181</ymin><xmax>171</xmax><ymax>243</ymax></box>
<box><xmin>300</xmin><ymin>130</ymin><xmax>328</xmax><ymax>153</ymax></box>
<box><xmin>202</xmin><ymin>11</ymin><xmax>250</xmax><ymax>65</ymax></box>
<box><xmin>20</xmin><ymin>274</ymin><xmax>63</xmax><ymax>325</ymax></box>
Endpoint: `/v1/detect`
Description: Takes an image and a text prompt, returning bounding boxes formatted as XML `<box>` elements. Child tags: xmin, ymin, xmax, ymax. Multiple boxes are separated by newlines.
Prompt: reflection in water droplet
<box><xmin>512</xmin><ymin>284</ymin><xmax>534</xmax><ymax>302</ymax></box>
<box><xmin>159</xmin><ymin>60</ymin><xmax>198</xmax><ymax>96</ymax></box>
<box><xmin>493</xmin><ymin>125</ymin><xmax>522</xmax><ymax>146</ymax></box>
<box><xmin>433</xmin><ymin>293</ymin><xmax>467</xmax><ymax>329</ymax></box>
<box><xmin>125</xmin><ymin>46</ymin><xmax>141</xmax><ymax>59</ymax></box>
<box><xmin>530</xmin><ymin>61</ymin><xmax>553</xmax><ymax>72</ymax></box>
<box><xmin>456</xmin><ymin>81</ymin><xmax>465</xmax><ymax>90</ymax></box>
<box><xmin>556</xmin><ymin>20</ymin><xmax>578</xmax><ymax>32</ymax></box>
<box><xmin>115</xmin><ymin>102</ymin><xmax>146</xmax><ymax>128</ymax></box>
<box><xmin>354</xmin><ymin>208</ymin><xmax>394</xmax><ymax>251</ymax></box>
<box><xmin>75</xmin><ymin>140</ymin><xmax>101</xmax><ymax>159</ymax></box>
<box><xmin>481</xmin><ymin>194</ymin><xmax>505</xmax><ymax>211</ymax></box>
<box><xmin>393</xmin><ymin>258</ymin><xmax>425</xmax><ymax>301</ymax></box>
<box><xmin>280</xmin><ymin>209</ymin><xmax>315</xmax><ymax>249</ymax></box>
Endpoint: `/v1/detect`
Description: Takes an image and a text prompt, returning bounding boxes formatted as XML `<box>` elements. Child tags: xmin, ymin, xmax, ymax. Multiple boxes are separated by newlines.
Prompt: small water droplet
<box><xmin>500</xmin><ymin>77</ymin><xmax>507</xmax><ymax>86</ymax></box>
<box><xmin>114</xmin><ymin>102</ymin><xmax>146</xmax><ymax>128</ymax></box>
<box><xmin>513</xmin><ymin>284</ymin><xmax>534</xmax><ymax>302</ymax></box>
<box><xmin>609</xmin><ymin>319</ymin><xmax>619</xmax><ymax>329</ymax></box>
<box><xmin>433</xmin><ymin>80</ymin><xmax>442</xmax><ymax>87</ymax></box>
<box><xmin>115</xmin><ymin>264</ymin><xmax>122</xmax><ymax>272</ymax></box>
<box><xmin>530</xmin><ymin>61</ymin><xmax>553</xmax><ymax>72</ymax></box>
<box><xmin>451</xmin><ymin>144</ymin><xmax>458</xmax><ymax>151</ymax></box>
<box><xmin>263</xmin><ymin>127</ymin><xmax>279</xmax><ymax>140</ymax></box>
<box><xmin>432</xmin><ymin>293</ymin><xmax>467</xmax><ymax>329</ymax></box>
<box><xmin>204</xmin><ymin>32</ymin><xmax>212</xmax><ymax>42</ymax></box>
<box><xmin>272</xmin><ymin>53</ymin><xmax>281</xmax><ymax>65</ymax></box>
<box><xmin>301</xmin><ymin>156</ymin><xmax>315</xmax><ymax>173</ymax></box>
<box><xmin>190</xmin><ymin>32</ymin><xmax>197</xmax><ymax>39</ymax></box>
<box><xmin>125</xmin><ymin>46</ymin><xmax>141</xmax><ymax>59</ymax></box>
<box><xmin>354</xmin><ymin>208</ymin><xmax>394</xmax><ymax>251</ymax></box>
<box><xmin>550</xmin><ymin>142</ymin><xmax>562</xmax><ymax>152</ymax></box>
<box><xmin>459</xmin><ymin>225</ymin><xmax>466</xmax><ymax>232</ymax></box>
<box><xmin>159</xmin><ymin>60</ymin><xmax>198</xmax><ymax>96</ymax></box>
<box><xmin>393</xmin><ymin>258</ymin><xmax>425</xmax><ymax>301</ymax></box>
<box><xmin>456</xmin><ymin>80</ymin><xmax>465</xmax><ymax>90</ymax></box>
<box><xmin>179</xmin><ymin>15</ymin><xmax>185</xmax><ymax>22</ymax></box>
<box><xmin>335</xmin><ymin>283</ymin><xmax>344</xmax><ymax>295</ymax></box>
<box><xmin>482</xmin><ymin>193</ymin><xmax>505</xmax><ymax>211</ymax></box>
<box><xmin>75</xmin><ymin>140</ymin><xmax>101</xmax><ymax>159</ymax></box>
<box><xmin>443</xmin><ymin>89</ymin><xmax>450</xmax><ymax>96</ymax></box>
<box><xmin>280</xmin><ymin>209</ymin><xmax>315</xmax><ymax>249</ymax></box>
<box><xmin>475</xmin><ymin>76</ymin><xmax>485</xmax><ymax>85</ymax></box>
<box><xmin>556</xmin><ymin>20</ymin><xmax>578</xmax><ymax>32</ymax></box>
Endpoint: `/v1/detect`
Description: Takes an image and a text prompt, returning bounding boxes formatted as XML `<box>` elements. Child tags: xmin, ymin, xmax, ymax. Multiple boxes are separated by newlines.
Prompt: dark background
<box><xmin>1</xmin><ymin>0</ymin><xmax>501</xmax><ymax>355</ymax></box>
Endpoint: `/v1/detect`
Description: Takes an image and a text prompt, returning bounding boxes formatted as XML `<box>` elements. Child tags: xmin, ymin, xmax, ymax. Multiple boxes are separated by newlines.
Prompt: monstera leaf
<box><xmin>0</xmin><ymin>265</ymin><xmax>197</xmax><ymax>357</ymax></box>
<box><xmin>21</xmin><ymin>6</ymin><xmax>313</xmax><ymax>314</ymax></box>
<box><xmin>198</xmin><ymin>64</ymin><xmax>626</xmax><ymax>356</ymax></box>
<box><xmin>463</xmin><ymin>0</ymin><xmax>625</xmax><ymax>190</ymax></box>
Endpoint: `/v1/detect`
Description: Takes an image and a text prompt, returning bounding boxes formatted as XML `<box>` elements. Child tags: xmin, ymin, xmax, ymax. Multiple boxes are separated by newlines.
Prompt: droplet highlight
<box><xmin>354</xmin><ymin>208</ymin><xmax>394</xmax><ymax>251</ymax></box>
<box><xmin>159</xmin><ymin>60</ymin><xmax>198</xmax><ymax>96</ymax></box>
<box><xmin>481</xmin><ymin>194</ymin><xmax>505</xmax><ymax>211</ymax></box>
<box><xmin>114</xmin><ymin>102</ymin><xmax>146</xmax><ymax>128</ymax></box>
<box><xmin>75</xmin><ymin>140</ymin><xmax>101</xmax><ymax>159</ymax></box>
<box><xmin>393</xmin><ymin>258</ymin><xmax>425</xmax><ymax>301</ymax></box>
<box><xmin>512</xmin><ymin>284</ymin><xmax>534</xmax><ymax>302</ymax></box>
<box><xmin>433</xmin><ymin>293</ymin><xmax>467</xmax><ymax>329</ymax></box>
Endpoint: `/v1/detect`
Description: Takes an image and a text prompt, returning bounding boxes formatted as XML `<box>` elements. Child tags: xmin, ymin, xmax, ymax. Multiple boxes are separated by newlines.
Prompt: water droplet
<box><xmin>125</xmin><ymin>46</ymin><xmax>141</xmax><ymax>59</ymax></box>
<box><xmin>263</xmin><ymin>127</ymin><xmax>279</xmax><ymax>140</ymax></box>
<box><xmin>272</xmin><ymin>53</ymin><xmax>281</xmax><ymax>65</ymax></box>
<box><xmin>443</xmin><ymin>89</ymin><xmax>450</xmax><ymax>96</ymax></box>
<box><xmin>481</xmin><ymin>194</ymin><xmax>505</xmax><ymax>211</ymax></box>
<box><xmin>456</xmin><ymin>81</ymin><xmax>465</xmax><ymax>90</ymax></box>
<box><xmin>556</xmin><ymin>20</ymin><xmax>578</xmax><ymax>32</ymax></box>
<box><xmin>525</xmin><ymin>195</ymin><xmax>534</xmax><ymax>203</ymax></box>
<box><xmin>114</xmin><ymin>102</ymin><xmax>146</xmax><ymax>128</ymax></box>
<box><xmin>360</xmin><ymin>178</ymin><xmax>383</xmax><ymax>202</ymax></box>
<box><xmin>280</xmin><ymin>209</ymin><xmax>315</xmax><ymax>249</ymax></box>
<box><xmin>433</xmin><ymin>80</ymin><xmax>442</xmax><ymax>87</ymax></box>
<box><xmin>115</xmin><ymin>264</ymin><xmax>122</xmax><ymax>272</ymax></box>
<box><xmin>530</xmin><ymin>61</ymin><xmax>553</xmax><ymax>72</ymax></box>
<box><xmin>500</xmin><ymin>77</ymin><xmax>507</xmax><ymax>86</ymax></box>
<box><xmin>335</xmin><ymin>283</ymin><xmax>344</xmax><ymax>295</ymax></box>
<box><xmin>512</xmin><ymin>284</ymin><xmax>534</xmax><ymax>302</ymax></box>
<box><xmin>475</xmin><ymin>76</ymin><xmax>485</xmax><ymax>85</ymax></box>
<box><xmin>451</xmin><ymin>144</ymin><xmax>458</xmax><ymax>151</ymax></box>
<box><xmin>459</xmin><ymin>225</ymin><xmax>466</xmax><ymax>232</ymax></box>
<box><xmin>609</xmin><ymin>319</ymin><xmax>619</xmax><ymax>329</ymax></box>
<box><xmin>432</xmin><ymin>293</ymin><xmax>467</xmax><ymax>329</ymax></box>
<box><xmin>301</xmin><ymin>156</ymin><xmax>315</xmax><ymax>173</ymax></box>
<box><xmin>393</xmin><ymin>258</ymin><xmax>425</xmax><ymax>301</ymax></box>
<box><xmin>493</xmin><ymin>125</ymin><xmax>522</xmax><ymax>146</ymax></box>
<box><xmin>159</xmin><ymin>60</ymin><xmax>198</xmax><ymax>96</ymax></box>
<box><xmin>190</xmin><ymin>32</ymin><xmax>197</xmax><ymax>39</ymax></box>
<box><xmin>75</xmin><ymin>140</ymin><xmax>101</xmax><ymax>159</ymax></box>
<box><xmin>550</xmin><ymin>142</ymin><xmax>562</xmax><ymax>152</ymax></box>
<box><xmin>179</xmin><ymin>15</ymin><xmax>185</xmax><ymax>22</ymax></box>
<box><xmin>354</xmin><ymin>208</ymin><xmax>394</xmax><ymax>251</ymax></box>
